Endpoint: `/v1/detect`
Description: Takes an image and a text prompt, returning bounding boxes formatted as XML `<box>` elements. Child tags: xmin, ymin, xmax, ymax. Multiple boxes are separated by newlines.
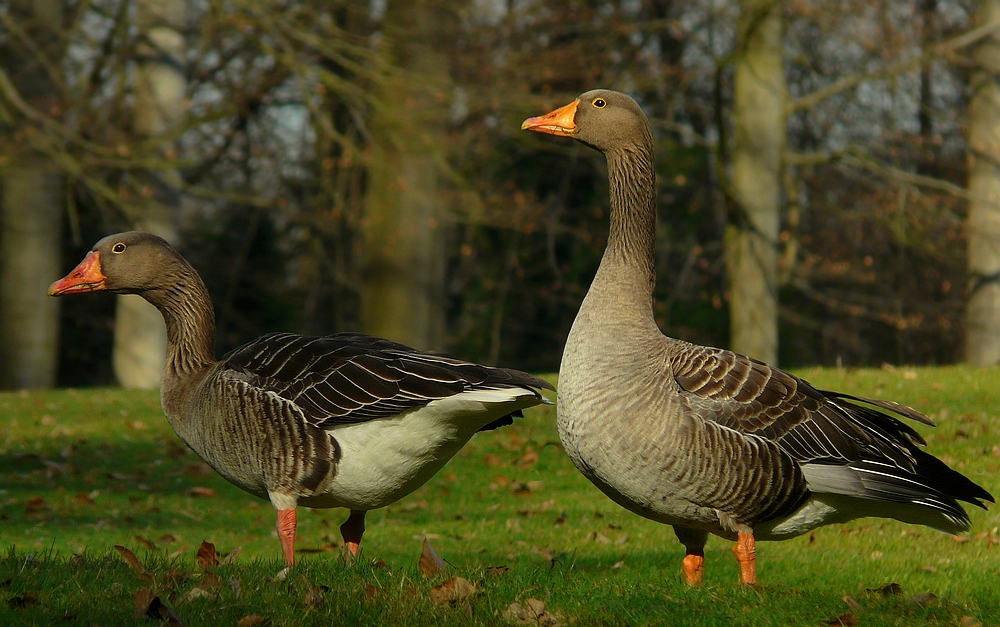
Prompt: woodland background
<box><xmin>3</xmin><ymin>0</ymin><xmax>1000</xmax><ymax>389</ymax></box>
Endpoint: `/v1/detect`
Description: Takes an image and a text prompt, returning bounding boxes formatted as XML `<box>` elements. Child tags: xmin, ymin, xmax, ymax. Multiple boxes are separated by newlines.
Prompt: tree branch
<box><xmin>786</xmin><ymin>19</ymin><xmax>1000</xmax><ymax>114</ymax></box>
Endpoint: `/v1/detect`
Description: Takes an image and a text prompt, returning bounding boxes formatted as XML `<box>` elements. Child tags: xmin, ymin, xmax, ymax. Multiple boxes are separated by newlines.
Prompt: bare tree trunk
<box><xmin>726</xmin><ymin>0</ymin><xmax>785</xmax><ymax>364</ymax></box>
<box><xmin>965</xmin><ymin>0</ymin><xmax>1000</xmax><ymax>366</ymax></box>
<box><xmin>0</xmin><ymin>164</ymin><xmax>63</xmax><ymax>389</ymax></box>
<box><xmin>360</xmin><ymin>1</ymin><xmax>449</xmax><ymax>351</ymax></box>
<box><xmin>113</xmin><ymin>0</ymin><xmax>187</xmax><ymax>387</ymax></box>
<box><xmin>0</xmin><ymin>0</ymin><xmax>64</xmax><ymax>389</ymax></box>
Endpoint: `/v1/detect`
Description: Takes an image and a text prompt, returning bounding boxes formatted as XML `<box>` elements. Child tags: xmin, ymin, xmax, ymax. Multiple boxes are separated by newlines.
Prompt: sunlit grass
<box><xmin>1</xmin><ymin>366</ymin><xmax>998</xmax><ymax>625</ymax></box>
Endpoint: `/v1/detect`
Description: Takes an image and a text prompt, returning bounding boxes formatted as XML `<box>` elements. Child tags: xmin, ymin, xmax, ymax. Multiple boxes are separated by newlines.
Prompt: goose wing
<box><xmin>667</xmin><ymin>341</ymin><xmax>993</xmax><ymax>514</ymax></box>
<box><xmin>221</xmin><ymin>331</ymin><xmax>552</xmax><ymax>429</ymax></box>
<box><xmin>668</xmin><ymin>341</ymin><xmax>927</xmax><ymax>468</ymax></box>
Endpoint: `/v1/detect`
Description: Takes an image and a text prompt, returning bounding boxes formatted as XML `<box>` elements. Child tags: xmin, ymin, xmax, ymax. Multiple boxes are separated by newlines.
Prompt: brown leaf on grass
<box><xmin>841</xmin><ymin>596</ymin><xmax>861</xmax><ymax>612</ymax></box>
<box><xmin>484</xmin><ymin>454</ymin><xmax>505</xmax><ymax>468</ymax></box>
<box><xmin>486</xmin><ymin>565</ymin><xmax>510</xmax><ymax>577</ymax></box>
<box><xmin>220</xmin><ymin>546</ymin><xmax>242</xmax><ymax>566</ymax></box>
<box><xmin>114</xmin><ymin>545</ymin><xmax>146</xmax><ymax>574</ymax></box>
<box><xmin>303</xmin><ymin>586</ymin><xmax>325</xmax><ymax>608</ymax></box>
<box><xmin>197</xmin><ymin>541</ymin><xmax>218</xmax><ymax>567</ymax></box>
<box><xmin>7</xmin><ymin>592</ymin><xmax>38</xmax><ymax>609</ymax></box>
<box><xmin>23</xmin><ymin>496</ymin><xmax>47</xmax><ymax>514</ymax></box>
<box><xmin>178</xmin><ymin>587</ymin><xmax>214</xmax><ymax>604</ymax></box>
<box><xmin>518</xmin><ymin>448</ymin><xmax>538</xmax><ymax>469</ymax></box>
<box><xmin>588</xmin><ymin>531</ymin><xmax>611</xmax><ymax>544</ymax></box>
<box><xmin>866</xmin><ymin>582</ymin><xmax>902</xmax><ymax>596</ymax></box>
<box><xmin>135</xmin><ymin>535</ymin><xmax>157</xmax><ymax>550</ymax></box>
<box><xmin>200</xmin><ymin>571</ymin><xmax>221</xmax><ymax>590</ymax></box>
<box><xmin>430</xmin><ymin>576</ymin><xmax>477</xmax><ymax>605</ymax></box>
<box><xmin>134</xmin><ymin>589</ymin><xmax>183</xmax><ymax>626</ymax></box>
<box><xmin>827</xmin><ymin>614</ymin><xmax>858</xmax><ymax>627</ymax></box>
<box><xmin>502</xmin><ymin>598</ymin><xmax>565</xmax><ymax>626</ymax></box>
<box><xmin>960</xmin><ymin>616</ymin><xmax>983</xmax><ymax>627</ymax></box>
<box><xmin>237</xmin><ymin>615</ymin><xmax>269</xmax><ymax>627</ymax></box>
<box><xmin>419</xmin><ymin>537</ymin><xmax>448</xmax><ymax>578</ymax></box>
<box><xmin>907</xmin><ymin>592</ymin><xmax>937</xmax><ymax>607</ymax></box>
<box><xmin>188</xmin><ymin>487</ymin><xmax>218</xmax><ymax>498</ymax></box>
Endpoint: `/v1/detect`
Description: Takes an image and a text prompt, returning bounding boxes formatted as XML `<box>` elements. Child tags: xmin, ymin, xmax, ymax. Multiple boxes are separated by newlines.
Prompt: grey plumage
<box><xmin>523</xmin><ymin>89</ymin><xmax>992</xmax><ymax>584</ymax></box>
<box><xmin>49</xmin><ymin>231</ymin><xmax>553</xmax><ymax>566</ymax></box>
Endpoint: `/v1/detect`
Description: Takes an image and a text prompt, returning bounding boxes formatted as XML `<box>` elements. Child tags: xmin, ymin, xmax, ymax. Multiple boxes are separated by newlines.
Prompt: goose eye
<box><xmin>111</xmin><ymin>243</ymin><xmax>127</xmax><ymax>254</ymax></box>
<box><xmin>592</xmin><ymin>98</ymin><xmax>607</xmax><ymax>108</ymax></box>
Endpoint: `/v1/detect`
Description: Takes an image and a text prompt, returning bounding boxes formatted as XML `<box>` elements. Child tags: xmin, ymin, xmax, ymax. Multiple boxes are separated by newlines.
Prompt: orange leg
<box><xmin>681</xmin><ymin>549</ymin><xmax>705</xmax><ymax>586</ymax></box>
<box><xmin>340</xmin><ymin>509</ymin><xmax>366</xmax><ymax>556</ymax></box>
<box><xmin>276</xmin><ymin>508</ymin><xmax>297</xmax><ymax>567</ymax></box>
<box><xmin>731</xmin><ymin>531</ymin><xmax>757</xmax><ymax>585</ymax></box>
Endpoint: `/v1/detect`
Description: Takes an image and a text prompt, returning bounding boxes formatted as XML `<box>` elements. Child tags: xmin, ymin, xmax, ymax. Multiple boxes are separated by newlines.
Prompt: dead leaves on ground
<box><xmin>430</xmin><ymin>576</ymin><xmax>477</xmax><ymax>605</ymax></box>
<box><xmin>134</xmin><ymin>589</ymin><xmax>183</xmax><ymax>626</ymax></box>
<box><xmin>503</xmin><ymin>598</ymin><xmax>566</xmax><ymax>626</ymax></box>
<box><xmin>418</xmin><ymin>537</ymin><xmax>449</xmax><ymax>578</ymax></box>
<box><xmin>826</xmin><ymin>583</ymin><xmax>969</xmax><ymax>626</ymax></box>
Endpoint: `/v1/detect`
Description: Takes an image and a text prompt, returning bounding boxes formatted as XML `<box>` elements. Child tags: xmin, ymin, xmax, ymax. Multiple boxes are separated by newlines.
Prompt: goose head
<box><xmin>48</xmin><ymin>231</ymin><xmax>181</xmax><ymax>296</ymax></box>
<box><xmin>521</xmin><ymin>89</ymin><xmax>652</xmax><ymax>154</ymax></box>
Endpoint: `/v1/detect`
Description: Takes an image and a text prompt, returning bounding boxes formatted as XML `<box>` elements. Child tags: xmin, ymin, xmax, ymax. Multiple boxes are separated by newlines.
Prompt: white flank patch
<box><xmin>299</xmin><ymin>386</ymin><xmax>541</xmax><ymax>512</ymax></box>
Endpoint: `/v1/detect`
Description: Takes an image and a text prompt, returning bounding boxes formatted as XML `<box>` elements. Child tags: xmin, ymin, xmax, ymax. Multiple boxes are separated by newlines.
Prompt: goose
<box><xmin>522</xmin><ymin>89</ymin><xmax>993</xmax><ymax>586</ymax></box>
<box><xmin>49</xmin><ymin>231</ymin><xmax>553</xmax><ymax>566</ymax></box>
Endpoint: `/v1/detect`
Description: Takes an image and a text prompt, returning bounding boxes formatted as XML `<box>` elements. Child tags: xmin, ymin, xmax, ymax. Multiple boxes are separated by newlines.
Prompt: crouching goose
<box><xmin>49</xmin><ymin>231</ymin><xmax>553</xmax><ymax>566</ymax></box>
<box><xmin>522</xmin><ymin>90</ymin><xmax>993</xmax><ymax>586</ymax></box>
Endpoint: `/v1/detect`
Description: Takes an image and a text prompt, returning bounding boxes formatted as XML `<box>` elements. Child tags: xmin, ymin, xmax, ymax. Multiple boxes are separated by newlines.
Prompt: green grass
<box><xmin>1</xmin><ymin>366</ymin><xmax>998</xmax><ymax>625</ymax></box>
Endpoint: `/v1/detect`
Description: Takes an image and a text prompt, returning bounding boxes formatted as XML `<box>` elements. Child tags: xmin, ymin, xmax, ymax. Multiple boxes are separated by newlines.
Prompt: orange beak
<box><xmin>521</xmin><ymin>99</ymin><xmax>579</xmax><ymax>137</ymax></box>
<box><xmin>48</xmin><ymin>251</ymin><xmax>106</xmax><ymax>296</ymax></box>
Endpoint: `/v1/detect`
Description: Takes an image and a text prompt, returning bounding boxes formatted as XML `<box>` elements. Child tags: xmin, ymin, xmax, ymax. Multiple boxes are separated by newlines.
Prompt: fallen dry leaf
<box><xmin>188</xmin><ymin>487</ymin><xmax>218</xmax><ymax>498</ymax></box>
<box><xmin>23</xmin><ymin>496</ymin><xmax>47</xmax><ymax>514</ymax></box>
<box><xmin>272</xmin><ymin>566</ymin><xmax>291</xmax><ymax>582</ymax></box>
<box><xmin>6</xmin><ymin>592</ymin><xmax>38</xmax><ymax>609</ymax></box>
<box><xmin>135</xmin><ymin>535</ymin><xmax>157</xmax><ymax>550</ymax></box>
<box><xmin>503</xmin><ymin>598</ymin><xmax>565</xmax><ymax>626</ymax></box>
<box><xmin>134</xmin><ymin>589</ymin><xmax>183</xmax><ymax>626</ymax></box>
<box><xmin>178</xmin><ymin>587</ymin><xmax>213</xmax><ymax>603</ymax></box>
<box><xmin>237</xmin><ymin>615</ymin><xmax>268</xmax><ymax>627</ymax></box>
<box><xmin>303</xmin><ymin>586</ymin><xmax>325</xmax><ymax>608</ymax></box>
<box><xmin>827</xmin><ymin>613</ymin><xmax>858</xmax><ymax>627</ymax></box>
<box><xmin>486</xmin><ymin>565</ymin><xmax>510</xmax><ymax>577</ymax></box>
<box><xmin>907</xmin><ymin>592</ymin><xmax>937</xmax><ymax>607</ymax></box>
<box><xmin>197</xmin><ymin>541</ymin><xmax>218</xmax><ymax>567</ymax></box>
<box><xmin>866</xmin><ymin>582</ymin><xmax>902</xmax><ymax>596</ymax></box>
<box><xmin>419</xmin><ymin>537</ymin><xmax>448</xmax><ymax>578</ymax></box>
<box><xmin>114</xmin><ymin>545</ymin><xmax>146</xmax><ymax>574</ymax></box>
<box><xmin>841</xmin><ymin>595</ymin><xmax>861</xmax><ymax>612</ymax></box>
<box><xmin>518</xmin><ymin>448</ymin><xmax>539</xmax><ymax>469</ymax></box>
<box><xmin>220</xmin><ymin>546</ymin><xmax>242</xmax><ymax>566</ymax></box>
<box><xmin>960</xmin><ymin>616</ymin><xmax>983</xmax><ymax>627</ymax></box>
<box><xmin>430</xmin><ymin>576</ymin><xmax>477</xmax><ymax>605</ymax></box>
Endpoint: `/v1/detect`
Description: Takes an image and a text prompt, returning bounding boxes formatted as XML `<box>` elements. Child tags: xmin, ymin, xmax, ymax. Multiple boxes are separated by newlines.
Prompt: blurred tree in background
<box><xmin>1</xmin><ymin>0</ymin><xmax>997</xmax><ymax>388</ymax></box>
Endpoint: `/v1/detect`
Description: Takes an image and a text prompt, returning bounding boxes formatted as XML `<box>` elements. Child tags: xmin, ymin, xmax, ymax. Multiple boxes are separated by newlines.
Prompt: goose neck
<box><xmin>142</xmin><ymin>266</ymin><xmax>218</xmax><ymax>381</ymax></box>
<box><xmin>603</xmin><ymin>144</ymin><xmax>657</xmax><ymax>292</ymax></box>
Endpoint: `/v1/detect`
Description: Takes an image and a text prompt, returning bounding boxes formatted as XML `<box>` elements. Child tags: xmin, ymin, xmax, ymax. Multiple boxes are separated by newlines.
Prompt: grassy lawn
<box><xmin>1</xmin><ymin>366</ymin><xmax>998</xmax><ymax>625</ymax></box>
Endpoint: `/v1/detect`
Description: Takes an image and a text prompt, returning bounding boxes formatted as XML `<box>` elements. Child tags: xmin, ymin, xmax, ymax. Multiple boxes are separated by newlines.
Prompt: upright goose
<box><xmin>522</xmin><ymin>90</ymin><xmax>992</xmax><ymax>585</ymax></box>
<box><xmin>49</xmin><ymin>231</ymin><xmax>553</xmax><ymax>566</ymax></box>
